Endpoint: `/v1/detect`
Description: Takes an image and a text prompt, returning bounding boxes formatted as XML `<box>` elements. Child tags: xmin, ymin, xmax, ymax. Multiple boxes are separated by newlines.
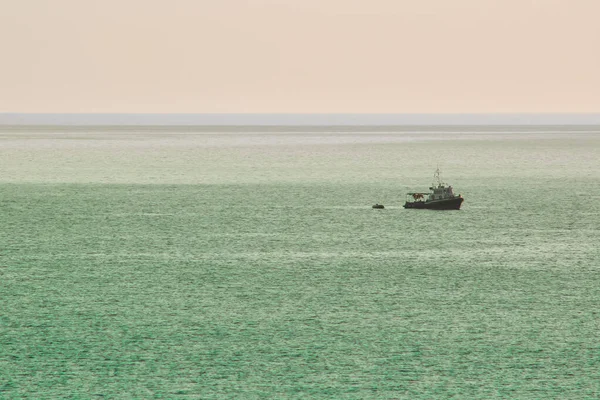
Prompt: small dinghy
<box><xmin>372</xmin><ymin>204</ymin><xmax>385</xmax><ymax>209</ymax></box>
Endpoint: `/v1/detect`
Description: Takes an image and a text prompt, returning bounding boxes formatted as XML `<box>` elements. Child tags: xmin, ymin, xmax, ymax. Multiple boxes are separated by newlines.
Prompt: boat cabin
<box><xmin>429</xmin><ymin>184</ymin><xmax>455</xmax><ymax>201</ymax></box>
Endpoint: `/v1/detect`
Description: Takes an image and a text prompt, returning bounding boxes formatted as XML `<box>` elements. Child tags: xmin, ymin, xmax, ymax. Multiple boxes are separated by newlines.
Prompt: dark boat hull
<box><xmin>404</xmin><ymin>197</ymin><xmax>464</xmax><ymax>210</ymax></box>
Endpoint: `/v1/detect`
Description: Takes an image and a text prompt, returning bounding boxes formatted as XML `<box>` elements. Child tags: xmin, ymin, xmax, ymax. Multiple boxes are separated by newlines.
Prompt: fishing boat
<box><xmin>404</xmin><ymin>168</ymin><xmax>464</xmax><ymax>210</ymax></box>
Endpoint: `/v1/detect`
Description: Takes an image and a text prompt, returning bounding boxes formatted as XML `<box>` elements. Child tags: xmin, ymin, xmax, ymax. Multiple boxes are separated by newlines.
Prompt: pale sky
<box><xmin>1</xmin><ymin>0</ymin><xmax>599</xmax><ymax>113</ymax></box>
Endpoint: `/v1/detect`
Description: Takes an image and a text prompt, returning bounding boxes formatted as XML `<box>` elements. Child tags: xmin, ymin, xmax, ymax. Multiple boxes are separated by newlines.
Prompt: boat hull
<box><xmin>404</xmin><ymin>197</ymin><xmax>464</xmax><ymax>210</ymax></box>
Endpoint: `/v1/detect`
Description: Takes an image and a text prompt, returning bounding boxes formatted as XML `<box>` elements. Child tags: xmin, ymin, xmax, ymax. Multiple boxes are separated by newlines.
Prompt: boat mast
<box><xmin>433</xmin><ymin>166</ymin><xmax>442</xmax><ymax>187</ymax></box>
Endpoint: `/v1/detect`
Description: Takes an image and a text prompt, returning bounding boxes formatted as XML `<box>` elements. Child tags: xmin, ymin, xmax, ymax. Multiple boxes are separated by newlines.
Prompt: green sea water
<box><xmin>2</xmin><ymin>127</ymin><xmax>600</xmax><ymax>398</ymax></box>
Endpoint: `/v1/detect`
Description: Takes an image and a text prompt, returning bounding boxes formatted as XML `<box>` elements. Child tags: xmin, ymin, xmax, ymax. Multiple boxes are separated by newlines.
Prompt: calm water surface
<box><xmin>2</xmin><ymin>126</ymin><xmax>600</xmax><ymax>398</ymax></box>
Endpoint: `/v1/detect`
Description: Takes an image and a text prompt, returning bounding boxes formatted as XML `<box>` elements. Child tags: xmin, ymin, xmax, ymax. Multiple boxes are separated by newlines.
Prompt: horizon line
<box><xmin>1</xmin><ymin>113</ymin><xmax>600</xmax><ymax>126</ymax></box>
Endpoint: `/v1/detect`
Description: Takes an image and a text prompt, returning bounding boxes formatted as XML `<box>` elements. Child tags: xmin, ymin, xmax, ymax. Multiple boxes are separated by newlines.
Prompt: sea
<box><xmin>2</xmin><ymin>125</ymin><xmax>600</xmax><ymax>398</ymax></box>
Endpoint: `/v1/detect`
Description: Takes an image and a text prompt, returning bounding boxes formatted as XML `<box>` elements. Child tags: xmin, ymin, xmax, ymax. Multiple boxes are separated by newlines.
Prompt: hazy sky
<box><xmin>1</xmin><ymin>0</ymin><xmax>599</xmax><ymax>113</ymax></box>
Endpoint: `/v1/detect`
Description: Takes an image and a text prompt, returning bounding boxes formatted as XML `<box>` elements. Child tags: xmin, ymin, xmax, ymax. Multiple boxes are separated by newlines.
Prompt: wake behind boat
<box><xmin>404</xmin><ymin>168</ymin><xmax>464</xmax><ymax>210</ymax></box>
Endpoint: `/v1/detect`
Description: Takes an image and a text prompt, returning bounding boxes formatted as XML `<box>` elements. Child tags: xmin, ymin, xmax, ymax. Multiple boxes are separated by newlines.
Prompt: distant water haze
<box><xmin>2</xmin><ymin>113</ymin><xmax>600</xmax><ymax>126</ymax></box>
<box><xmin>2</xmin><ymin>125</ymin><xmax>599</xmax><ymax>184</ymax></box>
